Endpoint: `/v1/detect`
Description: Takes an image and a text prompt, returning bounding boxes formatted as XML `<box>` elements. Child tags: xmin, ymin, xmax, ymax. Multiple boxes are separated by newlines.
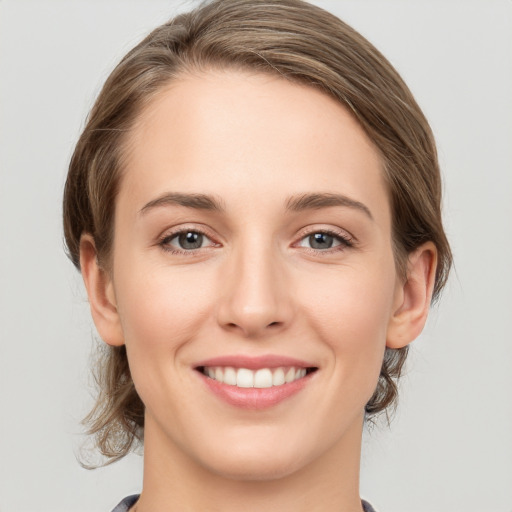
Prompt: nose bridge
<box><xmin>217</xmin><ymin>232</ymin><xmax>292</xmax><ymax>337</ymax></box>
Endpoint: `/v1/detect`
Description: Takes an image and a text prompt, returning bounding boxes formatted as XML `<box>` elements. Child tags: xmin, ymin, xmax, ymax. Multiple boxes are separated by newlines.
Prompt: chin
<box><xmin>199</xmin><ymin>447</ymin><xmax>310</xmax><ymax>482</ymax></box>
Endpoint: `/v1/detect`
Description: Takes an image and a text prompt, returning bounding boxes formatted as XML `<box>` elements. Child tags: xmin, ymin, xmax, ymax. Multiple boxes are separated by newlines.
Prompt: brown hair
<box><xmin>63</xmin><ymin>0</ymin><xmax>452</xmax><ymax>463</ymax></box>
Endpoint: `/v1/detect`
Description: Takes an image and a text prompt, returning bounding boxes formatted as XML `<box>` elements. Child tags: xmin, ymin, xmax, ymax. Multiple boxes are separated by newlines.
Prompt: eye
<box><xmin>160</xmin><ymin>230</ymin><xmax>215</xmax><ymax>252</ymax></box>
<box><xmin>297</xmin><ymin>230</ymin><xmax>352</xmax><ymax>251</ymax></box>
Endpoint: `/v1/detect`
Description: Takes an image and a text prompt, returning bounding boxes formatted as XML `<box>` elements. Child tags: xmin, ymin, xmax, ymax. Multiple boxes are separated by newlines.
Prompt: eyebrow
<box><xmin>139</xmin><ymin>191</ymin><xmax>373</xmax><ymax>219</ymax></box>
<box><xmin>285</xmin><ymin>192</ymin><xmax>373</xmax><ymax>219</ymax></box>
<box><xmin>139</xmin><ymin>192</ymin><xmax>225</xmax><ymax>215</ymax></box>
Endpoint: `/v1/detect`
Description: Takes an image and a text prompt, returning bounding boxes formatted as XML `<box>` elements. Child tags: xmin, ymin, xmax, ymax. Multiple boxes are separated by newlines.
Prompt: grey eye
<box><xmin>163</xmin><ymin>231</ymin><xmax>211</xmax><ymax>251</ymax></box>
<box><xmin>308</xmin><ymin>233</ymin><xmax>334</xmax><ymax>249</ymax></box>
<box><xmin>297</xmin><ymin>231</ymin><xmax>349</xmax><ymax>251</ymax></box>
<box><xmin>176</xmin><ymin>231</ymin><xmax>204</xmax><ymax>250</ymax></box>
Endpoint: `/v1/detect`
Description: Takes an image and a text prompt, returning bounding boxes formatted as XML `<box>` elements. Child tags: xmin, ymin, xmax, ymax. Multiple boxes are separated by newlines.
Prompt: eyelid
<box><xmin>293</xmin><ymin>225</ymin><xmax>356</xmax><ymax>252</ymax></box>
<box><xmin>157</xmin><ymin>224</ymin><xmax>221</xmax><ymax>254</ymax></box>
<box><xmin>156</xmin><ymin>223</ymin><xmax>355</xmax><ymax>255</ymax></box>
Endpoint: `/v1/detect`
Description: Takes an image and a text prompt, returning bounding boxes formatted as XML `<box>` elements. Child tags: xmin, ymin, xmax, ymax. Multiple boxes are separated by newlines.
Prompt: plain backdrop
<box><xmin>1</xmin><ymin>1</ymin><xmax>511</xmax><ymax>511</ymax></box>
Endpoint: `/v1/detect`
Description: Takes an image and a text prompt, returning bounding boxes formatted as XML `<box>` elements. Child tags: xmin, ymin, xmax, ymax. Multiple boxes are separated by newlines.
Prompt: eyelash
<box><xmin>157</xmin><ymin>227</ymin><xmax>354</xmax><ymax>256</ymax></box>
<box><xmin>158</xmin><ymin>226</ymin><xmax>219</xmax><ymax>256</ymax></box>
<box><xmin>294</xmin><ymin>228</ymin><xmax>354</xmax><ymax>255</ymax></box>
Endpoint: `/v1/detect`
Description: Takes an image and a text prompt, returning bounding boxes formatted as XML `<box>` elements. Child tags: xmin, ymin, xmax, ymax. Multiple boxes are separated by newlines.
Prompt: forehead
<box><xmin>120</xmin><ymin>69</ymin><xmax>389</xmax><ymax>225</ymax></box>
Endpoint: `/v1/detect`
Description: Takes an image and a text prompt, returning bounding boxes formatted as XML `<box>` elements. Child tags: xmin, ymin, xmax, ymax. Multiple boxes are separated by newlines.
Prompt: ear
<box><xmin>386</xmin><ymin>242</ymin><xmax>438</xmax><ymax>349</ymax></box>
<box><xmin>79</xmin><ymin>234</ymin><xmax>124</xmax><ymax>347</ymax></box>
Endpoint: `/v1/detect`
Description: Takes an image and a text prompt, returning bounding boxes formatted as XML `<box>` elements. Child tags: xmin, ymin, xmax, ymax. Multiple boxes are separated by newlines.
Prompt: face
<box><xmin>107</xmin><ymin>70</ymin><xmax>402</xmax><ymax>480</ymax></box>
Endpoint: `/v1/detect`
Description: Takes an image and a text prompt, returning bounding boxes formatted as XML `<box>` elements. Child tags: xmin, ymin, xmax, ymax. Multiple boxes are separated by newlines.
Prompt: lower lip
<box><xmin>198</xmin><ymin>372</ymin><xmax>313</xmax><ymax>410</ymax></box>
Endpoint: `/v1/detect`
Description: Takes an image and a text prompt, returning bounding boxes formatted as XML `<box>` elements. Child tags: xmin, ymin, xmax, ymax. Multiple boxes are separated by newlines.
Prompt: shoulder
<box><xmin>111</xmin><ymin>494</ymin><xmax>140</xmax><ymax>512</ymax></box>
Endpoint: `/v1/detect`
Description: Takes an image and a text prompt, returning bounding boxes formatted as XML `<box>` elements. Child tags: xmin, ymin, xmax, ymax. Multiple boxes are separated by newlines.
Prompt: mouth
<box><xmin>194</xmin><ymin>356</ymin><xmax>318</xmax><ymax>409</ymax></box>
<box><xmin>197</xmin><ymin>365</ymin><xmax>318</xmax><ymax>388</ymax></box>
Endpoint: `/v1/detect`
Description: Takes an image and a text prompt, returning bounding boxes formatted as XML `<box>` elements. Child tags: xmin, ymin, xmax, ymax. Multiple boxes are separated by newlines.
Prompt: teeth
<box><xmin>223</xmin><ymin>366</ymin><xmax>237</xmax><ymax>386</ymax></box>
<box><xmin>254</xmin><ymin>369</ymin><xmax>272</xmax><ymax>388</ymax></box>
<box><xmin>237</xmin><ymin>368</ymin><xmax>254</xmax><ymax>388</ymax></box>
<box><xmin>272</xmin><ymin>367</ymin><xmax>285</xmax><ymax>386</ymax></box>
<box><xmin>203</xmin><ymin>366</ymin><xmax>311</xmax><ymax>388</ymax></box>
<box><xmin>285</xmin><ymin>367</ymin><xmax>295</xmax><ymax>383</ymax></box>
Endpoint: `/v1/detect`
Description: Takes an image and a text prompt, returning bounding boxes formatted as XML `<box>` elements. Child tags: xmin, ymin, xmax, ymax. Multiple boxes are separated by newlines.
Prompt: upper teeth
<box><xmin>203</xmin><ymin>366</ymin><xmax>307</xmax><ymax>388</ymax></box>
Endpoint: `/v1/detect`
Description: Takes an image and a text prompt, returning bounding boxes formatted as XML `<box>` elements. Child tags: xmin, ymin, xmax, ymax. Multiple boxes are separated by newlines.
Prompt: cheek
<box><xmin>304</xmin><ymin>263</ymin><xmax>395</xmax><ymax>337</ymax></box>
<box><xmin>299</xmin><ymin>263</ymin><xmax>396</xmax><ymax>391</ymax></box>
<box><xmin>114</xmin><ymin>264</ymin><xmax>216</xmax><ymax>354</ymax></box>
<box><xmin>113</xmin><ymin>265</ymin><xmax>218</xmax><ymax>412</ymax></box>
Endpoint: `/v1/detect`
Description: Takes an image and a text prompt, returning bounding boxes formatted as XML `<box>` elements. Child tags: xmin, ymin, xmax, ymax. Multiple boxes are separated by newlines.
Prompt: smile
<box><xmin>199</xmin><ymin>366</ymin><xmax>314</xmax><ymax>388</ymax></box>
<box><xmin>195</xmin><ymin>357</ymin><xmax>318</xmax><ymax>409</ymax></box>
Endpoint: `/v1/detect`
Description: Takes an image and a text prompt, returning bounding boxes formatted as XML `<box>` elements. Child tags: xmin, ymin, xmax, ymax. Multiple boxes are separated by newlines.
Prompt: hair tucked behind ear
<box><xmin>64</xmin><ymin>0</ymin><xmax>451</xmax><ymax>464</ymax></box>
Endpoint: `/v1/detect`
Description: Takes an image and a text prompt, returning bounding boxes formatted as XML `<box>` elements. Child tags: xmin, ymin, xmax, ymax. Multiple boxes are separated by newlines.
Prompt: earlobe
<box><xmin>79</xmin><ymin>234</ymin><xmax>125</xmax><ymax>347</ymax></box>
<box><xmin>386</xmin><ymin>242</ymin><xmax>438</xmax><ymax>349</ymax></box>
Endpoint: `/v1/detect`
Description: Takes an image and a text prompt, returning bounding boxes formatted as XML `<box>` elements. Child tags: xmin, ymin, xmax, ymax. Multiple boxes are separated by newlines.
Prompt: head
<box><xmin>64</xmin><ymin>0</ymin><xmax>451</xmax><ymax>466</ymax></box>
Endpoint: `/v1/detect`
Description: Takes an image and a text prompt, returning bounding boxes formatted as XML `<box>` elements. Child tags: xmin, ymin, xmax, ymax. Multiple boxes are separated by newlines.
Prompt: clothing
<box><xmin>362</xmin><ymin>500</ymin><xmax>377</xmax><ymax>512</ymax></box>
<box><xmin>111</xmin><ymin>494</ymin><xmax>377</xmax><ymax>511</ymax></box>
<box><xmin>112</xmin><ymin>495</ymin><xmax>139</xmax><ymax>512</ymax></box>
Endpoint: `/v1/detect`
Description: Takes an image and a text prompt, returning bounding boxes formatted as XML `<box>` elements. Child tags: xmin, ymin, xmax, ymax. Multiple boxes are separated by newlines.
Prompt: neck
<box><xmin>135</xmin><ymin>412</ymin><xmax>365</xmax><ymax>512</ymax></box>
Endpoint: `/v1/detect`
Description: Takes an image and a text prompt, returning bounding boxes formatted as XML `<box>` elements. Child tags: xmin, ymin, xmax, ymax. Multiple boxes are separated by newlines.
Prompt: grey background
<box><xmin>0</xmin><ymin>1</ymin><xmax>511</xmax><ymax>511</ymax></box>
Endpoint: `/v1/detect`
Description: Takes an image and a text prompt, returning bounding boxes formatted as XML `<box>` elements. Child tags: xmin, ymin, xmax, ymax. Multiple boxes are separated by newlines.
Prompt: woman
<box><xmin>63</xmin><ymin>1</ymin><xmax>451</xmax><ymax>510</ymax></box>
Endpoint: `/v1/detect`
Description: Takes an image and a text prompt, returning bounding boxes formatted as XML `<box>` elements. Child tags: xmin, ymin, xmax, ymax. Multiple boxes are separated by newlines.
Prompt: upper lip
<box><xmin>194</xmin><ymin>354</ymin><xmax>317</xmax><ymax>370</ymax></box>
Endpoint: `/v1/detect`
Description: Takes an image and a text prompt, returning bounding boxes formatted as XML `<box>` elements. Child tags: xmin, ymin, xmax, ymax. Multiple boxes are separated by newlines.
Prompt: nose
<box><xmin>216</xmin><ymin>242</ymin><xmax>294</xmax><ymax>338</ymax></box>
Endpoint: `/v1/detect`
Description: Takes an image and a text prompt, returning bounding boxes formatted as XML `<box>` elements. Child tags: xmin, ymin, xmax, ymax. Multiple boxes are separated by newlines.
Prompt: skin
<box><xmin>81</xmin><ymin>70</ymin><xmax>437</xmax><ymax>512</ymax></box>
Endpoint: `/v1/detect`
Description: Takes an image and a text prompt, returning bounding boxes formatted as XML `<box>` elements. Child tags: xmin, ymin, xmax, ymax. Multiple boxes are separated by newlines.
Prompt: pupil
<box><xmin>309</xmin><ymin>233</ymin><xmax>333</xmax><ymax>249</ymax></box>
<box><xmin>179</xmin><ymin>232</ymin><xmax>203</xmax><ymax>249</ymax></box>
